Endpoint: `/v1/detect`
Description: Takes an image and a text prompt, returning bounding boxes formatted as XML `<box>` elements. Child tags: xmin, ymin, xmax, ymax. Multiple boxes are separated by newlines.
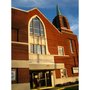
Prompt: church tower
<box><xmin>53</xmin><ymin>5</ymin><xmax>73</xmax><ymax>33</ymax></box>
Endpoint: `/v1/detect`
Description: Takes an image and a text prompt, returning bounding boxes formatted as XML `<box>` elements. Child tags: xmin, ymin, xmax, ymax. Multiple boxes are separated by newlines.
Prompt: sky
<box><xmin>12</xmin><ymin>0</ymin><xmax>78</xmax><ymax>36</ymax></box>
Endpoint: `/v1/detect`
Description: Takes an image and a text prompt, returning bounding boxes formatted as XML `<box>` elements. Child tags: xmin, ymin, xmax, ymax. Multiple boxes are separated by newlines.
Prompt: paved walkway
<box><xmin>56</xmin><ymin>84</ymin><xmax>78</xmax><ymax>90</ymax></box>
<box><xmin>31</xmin><ymin>84</ymin><xmax>78</xmax><ymax>90</ymax></box>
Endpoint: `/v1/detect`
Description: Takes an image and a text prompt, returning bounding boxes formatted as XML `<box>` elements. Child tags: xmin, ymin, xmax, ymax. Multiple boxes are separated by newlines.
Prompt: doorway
<box><xmin>30</xmin><ymin>70</ymin><xmax>52</xmax><ymax>89</ymax></box>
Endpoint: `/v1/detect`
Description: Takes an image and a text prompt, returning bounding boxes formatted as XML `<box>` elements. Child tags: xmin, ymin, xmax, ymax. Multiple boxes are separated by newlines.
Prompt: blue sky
<box><xmin>12</xmin><ymin>0</ymin><xmax>78</xmax><ymax>36</ymax></box>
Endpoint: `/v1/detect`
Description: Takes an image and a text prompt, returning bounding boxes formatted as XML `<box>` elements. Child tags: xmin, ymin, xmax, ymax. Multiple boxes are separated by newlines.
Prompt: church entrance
<box><xmin>30</xmin><ymin>70</ymin><xmax>52</xmax><ymax>89</ymax></box>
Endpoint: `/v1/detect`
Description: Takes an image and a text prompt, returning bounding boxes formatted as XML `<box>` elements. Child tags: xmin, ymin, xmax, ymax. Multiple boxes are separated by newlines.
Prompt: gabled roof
<box><xmin>12</xmin><ymin>7</ymin><xmax>61</xmax><ymax>34</ymax></box>
<box><xmin>12</xmin><ymin>7</ymin><xmax>73</xmax><ymax>35</ymax></box>
<box><xmin>12</xmin><ymin>7</ymin><xmax>38</xmax><ymax>13</ymax></box>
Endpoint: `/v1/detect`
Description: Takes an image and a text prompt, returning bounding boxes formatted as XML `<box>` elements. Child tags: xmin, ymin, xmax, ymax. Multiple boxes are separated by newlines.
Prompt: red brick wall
<box><xmin>12</xmin><ymin>28</ymin><xmax>28</xmax><ymax>42</ymax></box>
<box><xmin>17</xmin><ymin>68</ymin><xmax>30</xmax><ymax>83</ymax></box>
<box><xmin>12</xmin><ymin>8</ymin><xmax>79</xmax><ymax>78</ymax></box>
<box><xmin>12</xmin><ymin>43</ymin><xmax>28</xmax><ymax>60</ymax></box>
<box><xmin>12</xmin><ymin>68</ymin><xmax>30</xmax><ymax>83</ymax></box>
<box><xmin>12</xmin><ymin>29</ymin><xmax>18</xmax><ymax>41</ymax></box>
<box><xmin>55</xmin><ymin>69</ymin><xmax>61</xmax><ymax>78</ymax></box>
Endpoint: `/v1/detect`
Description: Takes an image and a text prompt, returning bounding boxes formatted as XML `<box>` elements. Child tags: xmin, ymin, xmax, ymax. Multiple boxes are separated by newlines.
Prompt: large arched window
<box><xmin>29</xmin><ymin>17</ymin><xmax>47</xmax><ymax>55</ymax></box>
<box><xmin>30</xmin><ymin>17</ymin><xmax>44</xmax><ymax>36</ymax></box>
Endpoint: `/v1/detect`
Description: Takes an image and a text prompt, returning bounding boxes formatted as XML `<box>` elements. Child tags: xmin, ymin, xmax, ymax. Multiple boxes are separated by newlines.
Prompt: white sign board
<box><xmin>73</xmin><ymin>67</ymin><xmax>79</xmax><ymax>73</ymax></box>
<box><xmin>12</xmin><ymin>69</ymin><xmax>16</xmax><ymax>81</ymax></box>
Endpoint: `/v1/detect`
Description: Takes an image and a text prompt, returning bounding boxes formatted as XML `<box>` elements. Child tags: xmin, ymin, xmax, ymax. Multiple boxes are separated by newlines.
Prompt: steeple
<box><xmin>56</xmin><ymin>4</ymin><xmax>61</xmax><ymax>16</ymax></box>
<box><xmin>53</xmin><ymin>4</ymin><xmax>72</xmax><ymax>33</ymax></box>
<box><xmin>53</xmin><ymin>4</ymin><xmax>71</xmax><ymax>32</ymax></box>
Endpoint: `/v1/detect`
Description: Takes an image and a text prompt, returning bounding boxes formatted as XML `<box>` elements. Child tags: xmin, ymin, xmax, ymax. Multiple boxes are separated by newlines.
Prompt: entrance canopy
<box><xmin>29</xmin><ymin>63</ymin><xmax>55</xmax><ymax>70</ymax></box>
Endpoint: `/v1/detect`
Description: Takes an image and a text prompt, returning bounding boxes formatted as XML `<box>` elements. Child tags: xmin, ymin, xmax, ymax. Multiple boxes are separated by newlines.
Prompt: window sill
<box><xmin>54</xmin><ymin>55</ymin><xmax>69</xmax><ymax>57</ymax></box>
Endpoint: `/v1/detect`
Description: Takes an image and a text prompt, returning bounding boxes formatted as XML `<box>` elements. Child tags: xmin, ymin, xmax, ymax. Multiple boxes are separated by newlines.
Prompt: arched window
<box><xmin>30</xmin><ymin>17</ymin><xmax>44</xmax><ymax>36</ymax></box>
<box><xmin>29</xmin><ymin>17</ymin><xmax>46</xmax><ymax>54</ymax></box>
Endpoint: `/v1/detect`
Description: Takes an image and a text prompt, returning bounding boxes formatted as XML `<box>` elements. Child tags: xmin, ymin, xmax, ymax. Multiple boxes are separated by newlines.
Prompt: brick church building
<box><xmin>12</xmin><ymin>6</ymin><xmax>79</xmax><ymax>90</ymax></box>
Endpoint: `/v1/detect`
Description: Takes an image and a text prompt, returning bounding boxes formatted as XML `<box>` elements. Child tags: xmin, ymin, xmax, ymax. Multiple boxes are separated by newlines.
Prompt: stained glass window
<box><xmin>30</xmin><ymin>17</ymin><xmax>44</xmax><ymax>36</ymax></box>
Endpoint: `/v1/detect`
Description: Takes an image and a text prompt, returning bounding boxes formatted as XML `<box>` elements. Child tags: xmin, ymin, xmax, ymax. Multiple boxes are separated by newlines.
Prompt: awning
<box><xmin>29</xmin><ymin>63</ymin><xmax>55</xmax><ymax>70</ymax></box>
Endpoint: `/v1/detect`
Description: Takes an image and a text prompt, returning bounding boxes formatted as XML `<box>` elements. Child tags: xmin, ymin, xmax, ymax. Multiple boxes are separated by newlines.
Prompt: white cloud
<box><xmin>70</xmin><ymin>22</ymin><xmax>79</xmax><ymax>36</ymax></box>
<box><xmin>71</xmin><ymin>23</ymin><xmax>78</xmax><ymax>31</ymax></box>
<box><xmin>12</xmin><ymin>0</ymin><xmax>55</xmax><ymax>8</ymax></box>
<box><xmin>67</xmin><ymin>15</ymin><xmax>78</xmax><ymax>35</ymax></box>
<box><xmin>12</xmin><ymin>0</ymin><xmax>78</xmax><ymax>8</ymax></box>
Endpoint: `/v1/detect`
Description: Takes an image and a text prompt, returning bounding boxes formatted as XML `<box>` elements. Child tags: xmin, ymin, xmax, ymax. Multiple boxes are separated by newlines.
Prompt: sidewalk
<box><xmin>31</xmin><ymin>84</ymin><xmax>78</xmax><ymax>90</ymax></box>
<box><xmin>56</xmin><ymin>84</ymin><xmax>78</xmax><ymax>90</ymax></box>
<box><xmin>38</xmin><ymin>84</ymin><xmax>78</xmax><ymax>90</ymax></box>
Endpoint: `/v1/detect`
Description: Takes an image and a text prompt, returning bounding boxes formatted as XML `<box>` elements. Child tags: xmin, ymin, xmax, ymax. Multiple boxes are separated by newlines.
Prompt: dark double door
<box><xmin>30</xmin><ymin>70</ymin><xmax>52</xmax><ymax>89</ymax></box>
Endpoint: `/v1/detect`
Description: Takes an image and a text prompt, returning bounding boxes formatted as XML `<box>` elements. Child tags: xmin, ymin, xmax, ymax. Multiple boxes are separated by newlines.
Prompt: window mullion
<box><xmin>39</xmin><ymin>21</ymin><xmax>41</xmax><ymax>36</ymax></box>
<box><xmin>32</xmin><ymin>19</ymin><xmax>34</xmax><ymax>35</ymax></box>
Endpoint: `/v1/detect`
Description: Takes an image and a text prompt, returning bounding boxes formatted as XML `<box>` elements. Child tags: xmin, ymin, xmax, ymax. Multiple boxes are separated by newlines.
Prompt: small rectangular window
<box><xmin>34</xmin><ymin>44</ymin><xmax>37</xmax><ymax>54</ymax></box>
<box><xmin>37</xmin><ymin>45</ymin><xmax>41</xmax><ymax>54</ymax></box>
<box><xmin>30</xmin><ymin>44</ymin><xmax>34</xmax><ymax>53</ymax></box>
<box><xmin>42</xmin><ymin>45</ymin><xmax>46</xmax><ymax>54</ymax></box>
<box><xmin>30</xmin><ymin>44</ymin><xmax>46</xmax><ymax>55</ymax></box>
<box><xmin>30</xmin><ymin>44</ymin><xmax>37</xmax><ymax>54</ymax></box>
<box><xmin>58</xmin><ymin>46</ymin><xmax>64</xmax><ymax>56</ymax></box>
<box><xmin>69</xmin><ymin>39</ymin><xmax>74</xmax><ymax>53</ymax></box>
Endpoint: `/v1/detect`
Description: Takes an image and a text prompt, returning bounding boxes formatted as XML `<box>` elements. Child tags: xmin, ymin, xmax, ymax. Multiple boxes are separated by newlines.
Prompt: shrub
<box><xmin>55</xmin><ymin>80</ymin><xmax>79</xmax><ymax>87</ymax></box>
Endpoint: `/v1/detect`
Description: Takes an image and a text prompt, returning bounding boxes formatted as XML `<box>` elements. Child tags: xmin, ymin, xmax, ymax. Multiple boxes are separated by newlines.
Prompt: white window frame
<box><xmin>69</xmin><ymin>39</ymin><xmax>74</xmax><ymax>53</ymax></box>
<box><xmin>58</xmin><ymin>46</ymin><xmax>65</xmax><ymax>56</ymax></box>
<box><xmin>28</xmin><ymin>15</ymin><xmax>50</xmax><ymax>55</ymax></box>
<box><xmin>30</xmin><ymin>17</ymin><xmax>44</xmax><ymax>36</ymax></box>
<box><xmin>30</xmin><ymin>44</ymin><xmax>46</xmax><ymax>55</ymax></box>
<box><xmin>11</xmin><ymin>69</ymin><xmax>16</xmax><ymax>81</ymax></box>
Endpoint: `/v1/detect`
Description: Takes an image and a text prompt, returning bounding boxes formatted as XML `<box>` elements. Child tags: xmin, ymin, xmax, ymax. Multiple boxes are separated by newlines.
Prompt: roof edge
<box><xmin>12</xmin><ymin>7</ymin><xmax>38</xmax><ymax>13</ymax></box>
<box><xmin>11</xmin><ymin>7</ymin><xmax>62</xmax><ymax>34</ymax></box>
